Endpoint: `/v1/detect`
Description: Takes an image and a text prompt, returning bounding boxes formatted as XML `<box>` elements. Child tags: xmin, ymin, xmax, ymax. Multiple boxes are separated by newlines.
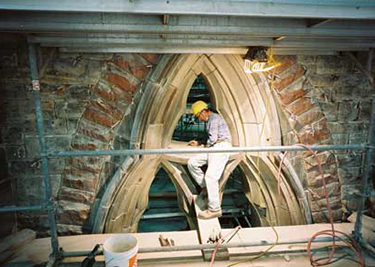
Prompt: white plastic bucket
<box><xmin>103</xmin><ymin>234</ymin><xmax>138</xmax><ymax>267</ymax></box>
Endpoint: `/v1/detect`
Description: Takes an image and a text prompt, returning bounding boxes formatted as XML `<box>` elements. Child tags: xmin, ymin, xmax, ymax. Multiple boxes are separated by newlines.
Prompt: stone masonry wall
<box><xmin>1</xmin><ymin>34</ymin><xmax>374</xmax><ymax>235</ymax></box>
<box><xmin>0</xmin><ymin>34</ymin><xmax>159</xmax><ymax>235</ymax></box>
<box><xmin>272</xmin><ymin>55</ymin><xmax>374</xmax><ymax>222</ymax></box>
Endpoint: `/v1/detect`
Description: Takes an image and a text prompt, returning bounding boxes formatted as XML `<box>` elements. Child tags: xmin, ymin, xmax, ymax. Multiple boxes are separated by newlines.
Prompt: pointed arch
<box><xmin>92</xmin><ymin>54</ymin><xmax>309</xmax><ymax>233</ymax></box>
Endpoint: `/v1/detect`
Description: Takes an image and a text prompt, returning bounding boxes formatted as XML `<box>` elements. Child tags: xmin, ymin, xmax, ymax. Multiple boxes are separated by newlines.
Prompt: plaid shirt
<box><xmin>206</xmin><ymin>113</ymin><xmax>231</xmax><ymax>147</ymax></box>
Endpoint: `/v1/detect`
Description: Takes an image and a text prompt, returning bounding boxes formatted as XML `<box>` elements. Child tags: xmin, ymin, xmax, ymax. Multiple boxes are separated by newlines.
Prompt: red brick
<box><xmin>69</xmin><ymin>157</ymin><xmax>101</xmax><ymax>174</ymax></box>
<box><xmin>106</xmin><ymin>73</ymin><xmax>137</xmax><ymax>93</ymax></box>
<box><xmin>65</xmin><ymin>167</ymin><xmax>98</xmax><ymax>180</ymax></box>
<box><xmin>287</xmin><ymin>97</ymin><xmax>314</xmax><ymax>116</ymax></box>
<box><xmin>140</xmin><ymin>53</ymin><xmax>159</xmax><ymax>64</ymax></box>
<box><xmin>111</xmin><ymin>85</ymin><xmax>133</xmax><ymax>103</ymax></box>
<box><xmin>114</xmin><ymin>59</ymin><xmax>150</xmax><ymax>80</ymax></box>
<box><xmin>278</xmin><ymin>88</ymin><xmax>306</xmax><ymax>106</ymax></box>
<box><xmin>273</xmin><ymin>56</ymin><xmax>297</xmax><ymax>75</ymax></box>
<box><xmin>274</xmin><ymin>66</ymin><xmax>305</xmax><ymax>92</ymax></box>
<box><xmin>91</xmin><ymin>84</ymin><xmax>116</xmax><ymax>102</ymax></box>
<box><xmin>83</xmin><ymin>107</ymin><xmax>119</xmax><ymax>128</ymax></box>
<box><xmin>77</xmin><ymin>122</ymin><xmax>114</xmax><ymax>143</ymax></box>
<box><xmin>298</xmin><ymin>129</ymin><xmax>330</xmax><ymax>144</ymax></box>
<box><xmin>296</xmin><ymin>107</ymin><xmax>324</xmax><ymax>127</ymax></box>
<box><xmin>90</xmin><ymin>100</ymin><xmax>124</xmax><ymax>120</ymax></box>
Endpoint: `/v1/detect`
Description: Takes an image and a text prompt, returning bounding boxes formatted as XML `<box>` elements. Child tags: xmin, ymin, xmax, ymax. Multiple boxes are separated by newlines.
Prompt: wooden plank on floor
<box><xmin>10</xmin><ymin>230</ymin><xmax>201</xmax><ymax>264</ymax></box>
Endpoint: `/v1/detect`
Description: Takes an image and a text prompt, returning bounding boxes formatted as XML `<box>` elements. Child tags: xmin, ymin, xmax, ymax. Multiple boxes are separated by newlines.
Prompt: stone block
<box><xmin>278</xmin><ymin>88</ymin><xmax>306</xmax><ymax>106</ymax></box>
<box><xmin>62</xmin><ymin>173</ymin><xmax>97</xmax><ymax>192</ymax></box>
<box><xmin>327</xmin><ymin>122</ymin><xmax>368</xmax><ymax>134</ymax></box>
<box><xmin>140</xmin><ymin>53</ymin><xmax>160</xmax><ymax>65</ymax></box>
<box><xmin>92</xmin><ymin>80</ymin><xmax>115</xmax><ymax>102</ymax></box>
<box><xmin>4</xmin><ymin>145</ymin><xmax>26</xmax><ymax>159</ymax></box>
<box><xmin>77</xmin><ymin>119</ymin><xmax>114</xmax><ymax>143</ymax></box>
<box><xmin>307</xmin><ymin>74</ymin><xmax>336</xmax><ymax>87</ymax></box>
<box><xmin>25</xmin><ymin>135</ymin><xmax>70</xmax><ymax>158</ymax></box>
<box><xmin>273</xmin><ymin>55</ymin><xmax>297</xmax><ymax>75</ymax></box>
<box><xmin>307</xmin><ymin>173</ymin><xmax>336</xmax><ymax>188</ymax></box>
<box><xmin>1</xmin><ymin>81</ymin><xmax>31</xmax><ymax>100</ymax></box>
<box><xmin>1</xmin><ymin>126</ymin><xmax>24</xmax><ymax>144</ymax></box>
<box><xmin>83</xmin><ymin>107</ymin><xmax>119</xmax><ymax>128</ymax></box>
<box><xmin>337</xmin><ymin>101</ymin><xmax>359</xmax><ymax>122</ymax></box>
<box><xmin>90</xmin><ymin>100</ymin><xmax>124</xmax><ymax>121</ymax></box>
<box><xmin>59</xmin><ymin>186</ymin><xmax>96</xmax><ymax>204</ymax></box>
<box><xmin>316</xmin><ymin>56</ymin><xmax>354</xmax><ymax>75</ymax></box>
<box><xmin>16</xmin><ymin>174</ymin><xmax>61</xmax><ymax>205</ymax></box>
<box><xmin>57</xmin><ymin>200</ymin><xmax>90</xmax><ymax>226</ymax></box>
<box><xmin>298</xmin><ymin>128</ymin><xmax>330</xmax><ymax>145</ymax></box>
<box><xmin>105</xmin><ymin>72</ymin><xmax>137</xmax><ymax>94</ymax></box>
<box><xmin>331</xmin><ymin>133</ymin><xmax>349</xmax><ymax>145</ymax></box>
<box><xmin>304</xmin><ymin>151</ymin><xmax>335</xmax><ymax>170</ymax></box>
<box><xmin>337</xmin><ymin>167</ymin><xmax>361</xmax><ymax>185</ymax></box>
<box><xmin>70</xmin><ymin>135</ymin><xmax>109</xmax><ymax>151</ymax></box>
<box><xmin>68</xmin><ymin>157</ymin><xmax>103</xmax><ymax>174</ymax></box>
<box><xmin>341</xmin><ymin>184</ymin><xmax>362</xmax><ymax>200</ymax></box>
<box><xmin>273</xmin><ymin>66</ymin><xmax>305</xmax><ymax>92</ymax></box>
<box><xmin>57</xmin><ymin>224</ymin><xmax>84</xmax><ymax>235</ymax></box>
<box><xmin>309</xmin><ymin>181</ymin><xmax>341</xmax><ymax>200</ymax></box>
<box><xmin>319</xmin><ymin>102</ymin><xmax>338</xmax><ymax>122</ymax></box>
<box><xmin>337</xmin><ymin>154</ymin><xmax>363</xmax><ymax>168</ymax></box>
<box><xmin>287</xmin><ymin>97</ymin><xmax>315</xmax><ymax>116</ymax></box>
<box><xmin>310</xmin><ymin>195</ymin><xmax>341</xmax><ymax>213</ymax></box>
<box><xmin>311</xmin><ymin>208</ymin><xmax>342</xmax><ymax>223</ymax></box>
<box><xmin>113</xmin><ymin>54</ymin><xmax>151</xmax><ymax>80</ymax></box>
<box><xmin>296</xmin><ymin>106</ymin><xmax>324</xmax><ymax>127</ymax></box>
<box><xmin>359</xmin><ymin>100</ymin><xmax>373</xmax><ymax>121</ymax></box>
<box><xmin>349</xmin><ymin>132</ymin><xmax>367</xmax><ymax>144</ymax></box>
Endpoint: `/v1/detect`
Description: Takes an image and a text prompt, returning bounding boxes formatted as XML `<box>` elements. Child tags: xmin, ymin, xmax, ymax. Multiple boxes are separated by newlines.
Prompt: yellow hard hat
<box><xmin>191</xmin><ymin>100</ymin><xmax>208</xmax><ymax>116</ymax></box>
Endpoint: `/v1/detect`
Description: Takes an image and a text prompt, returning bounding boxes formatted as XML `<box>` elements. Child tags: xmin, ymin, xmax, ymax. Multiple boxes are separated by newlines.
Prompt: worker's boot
<box><xmin>198</xmin><ymin>209</ymin><xmax>222</xmax><ymax>220</ymax></box>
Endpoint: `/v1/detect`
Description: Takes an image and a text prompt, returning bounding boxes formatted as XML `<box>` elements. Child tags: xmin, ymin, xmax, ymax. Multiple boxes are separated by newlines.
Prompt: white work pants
<box><xmin>187</xmin><ymin>142</ymin><xmax>231</xmax><ymax>211</ymax></box>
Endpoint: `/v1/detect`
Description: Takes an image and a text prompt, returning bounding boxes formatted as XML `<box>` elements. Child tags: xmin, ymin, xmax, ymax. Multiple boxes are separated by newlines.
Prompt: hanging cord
<box><xmin>209</xmin><ymin>226</ymin><xmax>242</xmax><ymax>267</ymax></box>
<box><xmin>278</xmin><ymin>144</ymin><xmax>364</xmax><ymax>266</ymax></box>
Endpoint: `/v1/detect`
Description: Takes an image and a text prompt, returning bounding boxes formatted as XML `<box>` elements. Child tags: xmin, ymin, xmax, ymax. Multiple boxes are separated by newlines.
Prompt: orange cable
<box><xmin>277</xmin><ymin>144</ymin><xmax>364</xmax><ymax>266</ymax></box>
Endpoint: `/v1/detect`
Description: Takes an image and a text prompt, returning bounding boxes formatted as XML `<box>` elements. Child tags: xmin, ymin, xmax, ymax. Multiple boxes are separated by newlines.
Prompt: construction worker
<box><xmin>187</xmin><ymin>100</ymin><xmax>232</xmax><ymax>220</ymax></box>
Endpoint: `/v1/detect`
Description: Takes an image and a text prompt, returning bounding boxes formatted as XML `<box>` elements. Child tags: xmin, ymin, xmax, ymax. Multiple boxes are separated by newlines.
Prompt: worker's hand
<box><xmin>188</xmin><ymin>140</ymin><xmax>199</xmax><ymax>146</ymax></box>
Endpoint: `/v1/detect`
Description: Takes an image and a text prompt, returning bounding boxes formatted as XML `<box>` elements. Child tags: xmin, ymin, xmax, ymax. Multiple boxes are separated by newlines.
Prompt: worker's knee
<box><xmin>187</xmin><ymin>158</ymin><xmax>195</xmax><ymax>170</ymax></box>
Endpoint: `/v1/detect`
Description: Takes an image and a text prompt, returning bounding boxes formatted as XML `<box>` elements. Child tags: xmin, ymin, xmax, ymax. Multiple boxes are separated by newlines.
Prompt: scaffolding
<box><xmin>0</xmin><ymin>43</ymin><xmax>374</xmax><ymax>265</ymax></box>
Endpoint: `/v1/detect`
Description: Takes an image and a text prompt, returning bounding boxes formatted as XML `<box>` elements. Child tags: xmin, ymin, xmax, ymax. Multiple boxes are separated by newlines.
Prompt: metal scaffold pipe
<box><xmin>49</xmin><ymin>144</ymin><xmax>366</xmax><ymax>157</ymax></box>
<box><xmin>62</xmin><ymin>236</ymin><xmax>343</xmax><ymax>257</ymax></box>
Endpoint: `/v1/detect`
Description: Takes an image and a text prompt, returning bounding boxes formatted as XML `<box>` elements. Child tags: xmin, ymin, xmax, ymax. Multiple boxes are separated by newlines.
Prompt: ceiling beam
<box><xmin>2</xmin><ymin>21</ymin><xmax>375</xmax><ymax>38</ymax></box>
<box><xmin>59</xmin><ymin>46</ymin><xmax>339</xmax><ymax>55</ymax></box>
<box><xmin>28</xmin><ymin>36</ymin><xmax>375</xmax><ymax>51</ymax></box>
<box><xmin>1</xmin><ymin>0</ymin><xmax>375</xmax><ymax>19</ymax></box>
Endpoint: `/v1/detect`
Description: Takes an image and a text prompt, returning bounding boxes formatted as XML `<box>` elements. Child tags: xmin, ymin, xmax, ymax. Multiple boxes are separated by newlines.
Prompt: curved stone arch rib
<box><xmin>93</xmin><ymin>53</ymin><xmax>304</xmax><ymax>233</ymax></box>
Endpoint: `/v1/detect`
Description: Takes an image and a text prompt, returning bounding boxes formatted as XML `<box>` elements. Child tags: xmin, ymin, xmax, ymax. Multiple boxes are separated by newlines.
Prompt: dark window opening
<box><xmin>172</xmin><ymin>75</ymin><xmax>211</xmax><ymax>144</ymax></box>
<box><xmin>219</xmin><ymin>166</ymin><xmax>261</xmax><ymax>228</ymax></box>
<box><xmin>138</xmin><ymin>168</ymin><xmax>189</xmax><ymax>232</ymax></box>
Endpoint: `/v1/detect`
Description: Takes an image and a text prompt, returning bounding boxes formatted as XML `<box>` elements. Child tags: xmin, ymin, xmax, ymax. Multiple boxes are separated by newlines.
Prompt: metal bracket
<box><xmin>32</xmin><ymin>79</ymin><xmax>40</xmax><ymax>91</ymax></box>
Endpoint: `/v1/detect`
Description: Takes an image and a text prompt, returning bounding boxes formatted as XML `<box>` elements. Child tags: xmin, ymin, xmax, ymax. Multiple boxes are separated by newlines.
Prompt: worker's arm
<box><xmin>188</xmin><ymin>140</ymin><xmax>205</xmax><ymax>147</ymax></box>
